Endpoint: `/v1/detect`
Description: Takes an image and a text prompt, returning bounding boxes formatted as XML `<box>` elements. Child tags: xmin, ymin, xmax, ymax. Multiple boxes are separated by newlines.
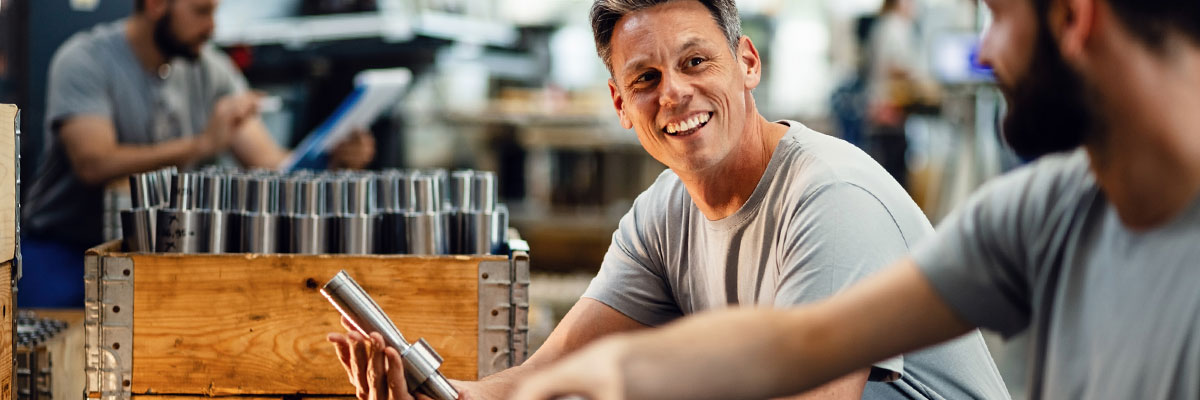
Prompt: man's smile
<box><xmin>662</xmin><ymin>111</ymin><xmax>713</xmax><ymax>136</ymax></box>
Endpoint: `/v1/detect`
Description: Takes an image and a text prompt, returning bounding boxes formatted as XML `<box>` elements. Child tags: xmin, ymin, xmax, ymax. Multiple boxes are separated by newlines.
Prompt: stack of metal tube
<box><xmin>121</xmin><ymin>167</ymin><xmax>509</xmax><ymax>255</ymax></box>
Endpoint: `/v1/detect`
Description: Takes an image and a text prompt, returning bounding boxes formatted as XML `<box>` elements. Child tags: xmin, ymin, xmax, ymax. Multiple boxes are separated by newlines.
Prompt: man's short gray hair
<box><xmin>590</xmin><ymin>0</ymin><xmax>742</xmax><ymax>73</ymax></box>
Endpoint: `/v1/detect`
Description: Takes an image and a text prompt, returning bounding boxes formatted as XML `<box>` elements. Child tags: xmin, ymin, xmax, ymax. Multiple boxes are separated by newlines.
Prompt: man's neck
<box><xmin>124</xmin><ymin>16</ymin><xmax>168</xmax><ymax>74</ymax></box>
<box><xmin>1086</xmin><ymin>41</ymin><xmax>1200</xmax><ymax>230</ymax></box>
<box><xmin>677</xmin><ymin>116</ymin><xmax>788</xmax><ymax>221</ymax></box>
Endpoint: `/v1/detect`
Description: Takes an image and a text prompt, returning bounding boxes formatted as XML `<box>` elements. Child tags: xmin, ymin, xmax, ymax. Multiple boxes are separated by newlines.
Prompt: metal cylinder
<box><xmin>240</xmin><ymin>176</ymin><xmax>279</xmax><ymax>253</ymax></box>
<box><xmin>320</xmin><ymin>271</ymin><xmax>459</xmax><ymax>400</ymax></box>
<box><xmin>155</xmin><ymin>208</ymin><xmax>206</xmax><ymax>253</ymax></box>
<box><xmin>336</xmin><ymin>176</ymin><xmax>376</xmax><ymax>254</ymax></box>
<box><xmin>377</xmin><ymin>212</ymin><xmax>408</xmax><ymax>254</ymax></box>
<box><xmin>224</xmin><ymin>174</ymin><xmax>251</xmax><ymax>253</ymax></box>
<box><xmin>449</xmin><ymin>170</ymin><xmax>474</xmax><ymax>212</ymax></box>
<box><xmin>120</xmin><ymin>208</ymin><xmax>155</xmax><ymax>252</ymax></box>
<box><xmin>472</xmin><ymin>171</ymin><xmax>496</xmax><ymax>213</ymax></box>
<box><xmin>198</xmin><ymin>173</ymin><xmax>228</xmax><ymax>253</ymax></box>
<box><xmin>286</xmin><ymin>178</ymin><xmax>327</xmax><ymax>254</ymax></box>
<box><xmin>407</xmin><ymin>174</ymin><xmax>446</xmax><ymax>255</ymax></box>
<box><xmin>492</xmin><ymin>204</ymin><xmax>509</xmax><ymax>253</ymax></box>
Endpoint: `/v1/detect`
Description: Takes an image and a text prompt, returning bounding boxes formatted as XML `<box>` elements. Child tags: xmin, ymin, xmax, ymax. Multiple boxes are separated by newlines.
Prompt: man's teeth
<box><xmin>666</xmin><ymin>113</ymin><xmax>710</xmax><ymax>134</ymax></box>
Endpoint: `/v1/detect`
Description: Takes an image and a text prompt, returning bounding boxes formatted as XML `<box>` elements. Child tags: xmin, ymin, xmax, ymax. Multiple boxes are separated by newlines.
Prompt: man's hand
<box><xmin>329</xmin><ymin>129</ymin><xmax>376</xmax><ymax>169</ymax></box>
<box><xmin>327</xmin><ymin>317</ymin><xmax>477</xmax><ymax>400</ymax></box>
<box><xmin>199</xmin><ymin>92</ymin><xmax>261</xmax><ymax>159</ymax></box>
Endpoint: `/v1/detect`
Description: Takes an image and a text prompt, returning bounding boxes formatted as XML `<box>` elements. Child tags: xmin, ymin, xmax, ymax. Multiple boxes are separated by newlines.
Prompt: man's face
<box><xmin>978</xmin><ymin>0</ymin><xmax>1093</xmax><ymax>160</ymax></box>
<box><xmin>153</xmin><ymin>0</ymin><xmax>218</xmax><ymax>62</ymax></box>
<box><xmin>606</xmin><ymin>1</ymin><xmax>759</xmax><ymax>174</ymax></box>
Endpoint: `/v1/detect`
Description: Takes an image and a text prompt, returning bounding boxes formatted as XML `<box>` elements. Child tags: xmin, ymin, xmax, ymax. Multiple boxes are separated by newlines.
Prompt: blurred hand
<box><xmin>329</xmin><ymin>129</ymin><xmax>376</xmax><ymax>169</ymax></box>
<box><xmin>200</xmin><ymin>92</ymin><xmax>261</xmax><ymax>158</ymax></box>
<box><xmin>511</xmin><ymin>337</ymin><xmax>627</xmax><ymax>400</ymax></box>
<box><xmin>328</xmin><ymin>317</ymin><xmax>478</xmax><ymax>400</ymax></box>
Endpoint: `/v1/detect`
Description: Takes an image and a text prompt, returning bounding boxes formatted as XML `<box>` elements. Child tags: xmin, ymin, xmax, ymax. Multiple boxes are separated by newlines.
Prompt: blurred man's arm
<box><xmin>231</xmin><ymin>120</ymin><xmax>376</xmax><ymax>170</ymax></box>
<box><xmin>512</xmin><ymin>259</ymin><xmax>973</xmax><ymax>400</ymax></box>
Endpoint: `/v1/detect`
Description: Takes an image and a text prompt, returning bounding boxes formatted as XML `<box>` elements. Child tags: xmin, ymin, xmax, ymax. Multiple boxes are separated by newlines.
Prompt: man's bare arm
<box><xmin>513</xmin><ymin>259</ymin><xmax>973</xmax><ymax>400</ymax></box>
<box><xmin>59</xmin><ymin>116</ymin><xmax>222</xmax><ymax>185</ymax></box>
<box><xmin>230</xmin><ymin>118</ymin><xmax>289</xmax><ymax>169</ymax></box>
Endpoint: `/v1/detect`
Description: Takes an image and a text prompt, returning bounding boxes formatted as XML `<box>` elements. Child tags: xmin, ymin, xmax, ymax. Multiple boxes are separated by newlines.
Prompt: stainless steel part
<box><xmin>155</xmin><ymin>209</ymin><xmax>206</xmax><ymax>253</ymax></box>
<box><xmin>406</xmin><ymin>211</ymin><xmax>446</xmax><ymax>255</ymax></box>
<box><xmin>449</xmin><ymin>170</ymin><xmax>473</xmax><ymax>211</ymax></box>
<box><xmin>377</xmin><ymin>212</ymin><xmax>408</xmax><ymax>254</ymax></box>
<box><xmin>336</xmin><ymin>214</ymin><xmax>376</xmax><ymax>254</ymax></box>
<box><xmin>321</xmin><ymin>271</ymin><xmax>459</xmax><ymax>400</ymax></box>
<box><xmin>198</xmin><ymin>174</ymin><xmax>228</xmax><ymax>253</ymax></box>
<box><xmin>287</xmin><ymin>215</ymin><xmax>326</xmax><ymax>254</ymax></box>
<box><xmin>492</xmin><ymin>204</ymin><xmax>509</xmax><ymax>253</ymax></box>
<box><xmin>472</xmin><ymin>210</ymin><xmax>494</xmax><ymax>255</ymax></box>
<box><xmin>225</xmin><ymin>174</ymin><xmax>251</xmax><ymax>252</ymax></box>
<box><xmin>472</xmin><ymin>171</ymin><xmax>496</xmax><ymax>212</ymax></box>
<box><xmin>241</xmin><ymin>176</ymin><xmax>279</xmax><ymax>253</ymax></box>
<box><xmin>120</xmin><ymin>208</ymin><xmax>155</xmax><ymax>252</ymax></box>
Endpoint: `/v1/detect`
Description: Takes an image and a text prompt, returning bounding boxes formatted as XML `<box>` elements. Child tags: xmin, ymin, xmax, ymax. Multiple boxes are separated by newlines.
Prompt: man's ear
<box><xmin>144</xmin><ymin>0</ymin><xmax>170</xmax><ymax>19</ymax></box>
<box><xmin>608</xmin><ymin>79</ymin><xmax>634</xmax><ymax>130</ymax></box>
<box><xmin>737</xmin><ymin>36</ymin><xmax>763</xmax><ymax>90</ymax></box>
<box><xmin>1049</xmin><ymin>0</ymin><xmax>1095</xmax><ymax>60</ymax></box>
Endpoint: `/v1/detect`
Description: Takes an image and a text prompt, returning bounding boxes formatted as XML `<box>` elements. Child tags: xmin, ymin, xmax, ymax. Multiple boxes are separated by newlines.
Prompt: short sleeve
<box><xmin>775</xmin><ymin>182</ymin><xmax>925</xmax><ymax>380</ymax></box>
<box><xmin>45</xmin><ymin>41</ymin><xmax>112</xmax><ymax>131</ymax></box>
<box><xmin>201</xmin><ymin>45</ymin><xmax>249</xmax><ymax>101</ymax></box>
<box><xmin>912</xmin><ymin>167</ymin><xmax>1044</xmax><ymax>338</ymax></box>
<box><xmin>582</xmin><ymin>190</ymin><xmax>682</xmax><ymax>327</ymax></box>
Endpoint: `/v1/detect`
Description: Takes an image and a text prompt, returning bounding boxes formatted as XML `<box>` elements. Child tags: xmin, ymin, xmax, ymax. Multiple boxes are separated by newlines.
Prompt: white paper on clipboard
<box><xmin>280</xmin><ymin>68</ymin><xmax>412</xmax><ymax>171</ymax></box>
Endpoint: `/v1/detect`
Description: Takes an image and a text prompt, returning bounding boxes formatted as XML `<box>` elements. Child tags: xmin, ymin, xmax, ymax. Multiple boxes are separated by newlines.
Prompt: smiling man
<box><xmin>329</xmin><ymin>1</ymin><xmax>1009</xmax><ymax>399</ymax></box>
<box><xmin>510</xmin><ymin>0</ymin><xmax>1200</xmax><ymax>399</ymax></box>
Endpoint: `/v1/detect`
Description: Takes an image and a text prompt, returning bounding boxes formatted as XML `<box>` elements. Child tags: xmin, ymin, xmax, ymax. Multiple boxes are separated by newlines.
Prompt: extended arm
<box><xmin>512</xmin><ymin>259</ymin><xmax>974</xmax><ymax>400</ymax></box>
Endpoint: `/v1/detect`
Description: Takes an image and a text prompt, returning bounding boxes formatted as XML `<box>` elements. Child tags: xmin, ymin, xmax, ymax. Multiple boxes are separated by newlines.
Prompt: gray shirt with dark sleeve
<box><xmin>24</xmin><ymin>19</ymin><xmax>246</xmax><ymax>246</ymax></box>
<box><xmin>913</xmin><ymin>149</ymin><xmax>1200</xmax><ymax>399</ymax></box>
<box><xmin>584</xmin><ymin>121</ymin><xmax>1010</xmax><ymax>399</ymax></box>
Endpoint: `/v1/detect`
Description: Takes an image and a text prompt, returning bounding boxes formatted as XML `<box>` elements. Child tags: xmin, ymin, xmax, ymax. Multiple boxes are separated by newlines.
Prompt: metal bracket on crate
<box><xmin>84</xmin><ymin>254</ymin><xmax>134</xmax><ymax>400</ymax></box>
<box><xmin>510</xmin><ymin>248</ymin><xmax>531</xmax><ymax>366</ymax></box>
<box><xmin>477</xmin><ymin>259</ymin><xmax>513</xmax><ymax>378</ymax></box>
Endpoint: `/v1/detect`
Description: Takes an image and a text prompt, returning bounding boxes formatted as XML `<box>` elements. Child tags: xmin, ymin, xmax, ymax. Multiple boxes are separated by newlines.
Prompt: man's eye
<box><xmin>635</xmin><ymin>72</ymin><xmax>659</xmax><ymax>84</ymax></box>
<box><xmin>688</xmin><ymin>57</ymin><xmax>705</xmax><ymax>67</ymax></box>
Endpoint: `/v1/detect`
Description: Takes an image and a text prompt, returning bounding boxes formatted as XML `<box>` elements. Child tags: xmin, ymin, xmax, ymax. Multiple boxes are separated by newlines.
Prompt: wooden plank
<box><xmin>29</xmin><ymin>309</ymin><xmax>86</xmax><ymax>400</ymax></box>
<box><xmin>0</xmin><ymin>105</ymin><xmax>16</xmax><ymax>262</ymax></box>
<box><xmin>0</xmin><ymin>263</ymin><xmax>10</xmax><ymax>400</ymax></box>
<box><xmin>130</xmin><ymin>254</ymin><xmax>486</xmax><ymax>396</ymax></box>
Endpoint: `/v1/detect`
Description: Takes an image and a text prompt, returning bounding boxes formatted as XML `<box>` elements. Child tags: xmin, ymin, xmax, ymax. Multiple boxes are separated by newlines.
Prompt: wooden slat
<box><xmin>130</xmin><ymin>254</ymin><xmax>486</xmax><ymax>396</ymax></box>
<box><xmin>0</xmin><ymin>262</ymin><xmax>10</xmax><ymax>400</ymax></box>
<box><xmin>0</xmin><ymin>105</ymin><xmax>16</xmax><ymax>262</ymax></box>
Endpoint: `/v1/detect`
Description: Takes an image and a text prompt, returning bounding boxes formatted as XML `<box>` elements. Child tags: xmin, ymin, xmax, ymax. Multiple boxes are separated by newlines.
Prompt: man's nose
<box><xmin>658</xmin><ymin>70</ymin><xmax>692</xmax><ymax>109</ymax></box>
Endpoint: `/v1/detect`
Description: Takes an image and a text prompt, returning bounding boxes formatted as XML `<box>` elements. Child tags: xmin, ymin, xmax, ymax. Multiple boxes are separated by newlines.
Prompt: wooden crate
<box><xmin>83</xmin><ymin>241</ymin><xmax>529</xmax><ymax>399</ymax></box>
<box><xmin>1</xmin><ymin>104</ymin><xmax>20</xmax><ymax>400</ymax></box>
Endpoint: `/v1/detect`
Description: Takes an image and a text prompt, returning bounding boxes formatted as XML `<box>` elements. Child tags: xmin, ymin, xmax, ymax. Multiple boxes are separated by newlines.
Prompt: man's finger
<box><xmin>367</xmin><ymin>333</ymin><xmax>389</xmax><ymax>400</ymax></box>
<box><xmin>347</xmin><ymin>331</ymin><xmax>371</xmax><ymax>400</ymax></box>
<box><xmin>341</xmin><ymin>315</ymin><xmax>359</xmax><ymax>332</ymax></box>
<box><xmin>385</xmin><ymin>347</ymin><xmax>415</xmax><ymax>400</ymax></box>
<box><xmin>327</xmin><ymin>333</ymin><xmax>355</xmax><ymax>377</ymax></box>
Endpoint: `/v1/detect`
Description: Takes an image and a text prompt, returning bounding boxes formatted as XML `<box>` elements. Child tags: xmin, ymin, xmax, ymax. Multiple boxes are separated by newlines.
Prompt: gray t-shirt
<box><xmin>914</xmin><ymin>149</ymin><xmax>1200</xmax><ymax>399</ymax></box>
<box><xmin>24</xmin><ymin>19</ymin><xmax>247</xmax><ymax>246</ymax></box>
<box><xmin>585</xmin><ymin>121</ymin><xmax>1010</xmax><ymax>399</ymax></box>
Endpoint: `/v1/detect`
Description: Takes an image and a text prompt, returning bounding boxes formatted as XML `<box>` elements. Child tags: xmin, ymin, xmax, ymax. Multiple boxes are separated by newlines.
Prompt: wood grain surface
<box><xmin>0</xmin><ymin>105</ymin><xmax>16</xmax><ymax>262</ymax></box>
<box><xmin>128</xmin><ymin>253</ymin><xmax>491</xmax><ymax>396</ymax></box>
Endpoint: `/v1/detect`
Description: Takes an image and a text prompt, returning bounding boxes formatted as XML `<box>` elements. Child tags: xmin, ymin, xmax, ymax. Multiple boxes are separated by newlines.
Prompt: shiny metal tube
<box><xmin>120</xmin><ymin>208</ymin><xmax>155</xmax><ymax>252</ymax></box>
<box><xmin>449</xmin><ymin>170</ymin><xmax>474</xmax><ymax>212</ymax></box>
<box><xmin>155</xmin><ymin>208</ymin><xmax>206</xmax><ymax>253</ymax></box>
<box><xmin>377</xmin><ymin>212</ymin><xmax>407</xmax><ymax>254</ymax></box>
<box><xmin>472</xmin><ymin>171</ymin><xmax>496</xmax><ymax>212</ymax></box>
<box><xmin>407</xmin><ymin>174</ymin><xmax>446</xmax><ymax>254</ymax></box>
<box><xmin>320</xmin><ymin>271</ymin><xmax>459</xmax><ymax>400</ymax></box>
<box><xmin>240</xmin><ymin>176</ymin><xmax>279</xmax><ymax>253</ymax></box>
<box><xmin>492</xmin><ymin>204</ymin><xmax>509</xmax><ymax>253</ymax></box>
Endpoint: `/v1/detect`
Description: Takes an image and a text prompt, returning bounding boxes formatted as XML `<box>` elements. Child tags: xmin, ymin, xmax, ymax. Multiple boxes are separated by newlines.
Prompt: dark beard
<box><xmin>152</xmin><ymin>9</ymin><xmax>201</xmax><ymax>62</ymax></box>
<box><xmin>1000</xmin><ymin>25</ymin><xmax>1096</xmax><ymax>161</ymax></box>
